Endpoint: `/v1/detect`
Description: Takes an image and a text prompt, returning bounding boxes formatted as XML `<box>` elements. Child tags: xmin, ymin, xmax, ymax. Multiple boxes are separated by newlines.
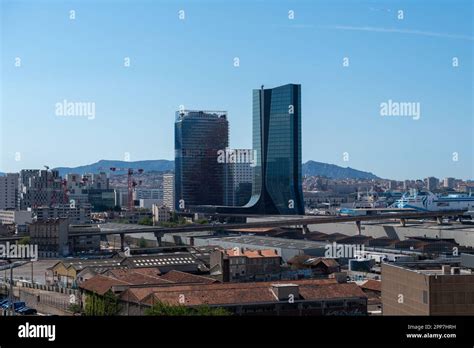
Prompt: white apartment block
<box><xmin>0</xmin><ymin>210</ymin><xmax>32</xmax><ymax>226</ymax></box>
<box><xmin>230</xmin><ymin>161</ymin><xmax>253</xmax><ymax>206</ymax></box>
<box><xmin>163</xmin><ymin>174</ymin><xmax>175</xmax><ymax>211</ymax></box>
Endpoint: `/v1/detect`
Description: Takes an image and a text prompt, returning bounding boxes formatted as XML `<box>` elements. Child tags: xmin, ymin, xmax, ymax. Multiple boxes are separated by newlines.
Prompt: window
<box><xmin>422</xmin><ymin>290</ymin><xmax>428</xmax><ymax>304</ymax></box>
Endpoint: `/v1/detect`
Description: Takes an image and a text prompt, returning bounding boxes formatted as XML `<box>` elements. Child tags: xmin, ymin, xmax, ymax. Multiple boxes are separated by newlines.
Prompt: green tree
<box><xmin>138</xmin><ymin>216</ymin><xmax>153</xmax><ymax>226</ymax></box>
<box><xmin>159</xmin><ymin>221</ymin><xmax>177</xmax><ymax>228</ymax></box>
<box><xmin>138</xmin><ymin>237</ymin><xmax>147</xmax><ymax>248</ymax></box>
<box><xmin>171</xmin><ymin>212</ymin><xmax>179</xmax><ymax>223</ymax></box>
<box><xmin>68</xmin><ymin>303</ymin><xmax>82</xmax><ymax>314</ymax></box>
<box><xmin>84</xmin><ymin>291</ymin><xmax>121</xmax><ymax>316</ymax></box>
<box><xmin>18</xmin><ymin>236</ymin><xmax>31</xmax><ymax>245</ymax></box>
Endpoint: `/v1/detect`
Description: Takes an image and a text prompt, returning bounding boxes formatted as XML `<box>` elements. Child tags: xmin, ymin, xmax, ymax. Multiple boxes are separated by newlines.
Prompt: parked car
<box><xmin>16</xmin><ymin>306</ymin><xmax>37</xmax><ymax>315</ymax></box>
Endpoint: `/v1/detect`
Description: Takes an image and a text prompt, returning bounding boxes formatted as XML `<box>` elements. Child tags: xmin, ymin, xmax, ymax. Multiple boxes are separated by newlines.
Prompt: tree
<box><xmin>138</xmin><ymin>216</ymin><xmax>153</xmax><ymax>226</ymax></box>
<box><xmin>84</xmin><ymin>291</ymin><xmax>121</xmax><ymax>316</ymax></box>
<box><xmin>159</xmin><ymin>221</ymin><xmax>178</xmax><ymax>228</ymax></box>
<box><xmin>138</xmin><ymin>237</ymin><xmax>147</xmax><ymax>248</ymax></box>
<box><xmin>18</xmin><ymin>236</ymin><xmax>31</xmax><ymax>245</ymax></box>
<box><xmin>68</xmin><ymin>303</ymin><xmax>82</xmax><ymax>314</ymax></box>
<box><xmin>171</xmin><ymin>212</ymin><xmax>179</xmax><ymax>223</ymax></box>
<box><xmin>145</xmin><ymin>301</ymin><xmax>231</xmax><ymax>316</ymax></box>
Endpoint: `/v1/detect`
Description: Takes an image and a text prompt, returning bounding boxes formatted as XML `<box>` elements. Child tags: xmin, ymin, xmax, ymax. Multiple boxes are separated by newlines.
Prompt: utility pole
<box><xmin>9</xmin><ymin>261</ymin><xmax>14</xmax><ymax>316</ymax></box>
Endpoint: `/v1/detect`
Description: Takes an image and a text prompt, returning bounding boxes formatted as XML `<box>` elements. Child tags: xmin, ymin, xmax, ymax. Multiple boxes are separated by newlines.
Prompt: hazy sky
<box><xmin>1</xmin><ymin>0</ymin><xmax>473</xmax><ymax>180</ymax></box>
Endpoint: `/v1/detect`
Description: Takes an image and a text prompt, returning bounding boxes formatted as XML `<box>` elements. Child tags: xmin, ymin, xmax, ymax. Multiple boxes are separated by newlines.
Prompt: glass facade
<box><xmin>174</xmin><ymin>110</ymin><xmax>229</xmax><ymax>210</ymax></box>
<box><xmin>213</xmin><ymin>84</ymin><xmax>305</xmax><ymax>215</ymax></box>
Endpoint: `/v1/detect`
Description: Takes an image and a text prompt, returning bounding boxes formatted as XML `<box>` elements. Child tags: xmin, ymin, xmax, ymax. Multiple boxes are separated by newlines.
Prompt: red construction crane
<box><xmin>109</xmin><ymin>167</ymin><xmax>144</xmax><ymax>211</ymax></box>
<box><xmin>44</xmin><ymin>165</ymin><xmax>63</xmax><ymax>207</ymax></box>
<box><xmin>61</xmin><ymin>179</ymin><xmax>69</xmax><ymax>204</ymax></box>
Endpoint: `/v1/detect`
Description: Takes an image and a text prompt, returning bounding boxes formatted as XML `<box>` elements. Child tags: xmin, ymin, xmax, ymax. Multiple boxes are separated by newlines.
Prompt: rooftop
<box><xmin>138</xmin><ymin>280</ymin><xmax>366</xmax><ymax>307</ymax></box>
<box><xmin>384</xmin><ymin>262</ymin><xmax>474</xmax><ymax>276</ymax></box>
<box><xmin>80</xmin><ymin>269</ymin><xmax>219</xmax><ymax>296</ymax></box>
<box><xmin>359</xmin><ymin>279</ymin><xmax>382</xmax><ymax>292</ymax></box>
<box><xmin>197</xmin><ymin>235</ymin><xmax>327</xmax><ymax>250</ymax></box>
<box><xmin>224</xmin><ymin>248</ymin><xmax>279</xmax><ymax>258</ymax></box>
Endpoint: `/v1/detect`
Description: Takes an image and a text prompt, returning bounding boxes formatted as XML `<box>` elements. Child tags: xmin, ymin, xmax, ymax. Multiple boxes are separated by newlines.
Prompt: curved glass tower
<box><xmin>203</xmin><ymin>84</ymin><xmax>305</xmax><ymax>215</ymax></box>
<box><xmin>244</xmin><ymin>83</ymin><xmax>304</xmax><ymax>214</ymax></box>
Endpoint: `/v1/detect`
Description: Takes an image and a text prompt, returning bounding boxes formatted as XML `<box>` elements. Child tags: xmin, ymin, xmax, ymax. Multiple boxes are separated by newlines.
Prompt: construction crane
<box><xmin>61</xmin><ymin>179</ymin><xmax>69</xmax><ymax>204</ymax></box>
<box><xmin>43</xmin><ymin>165</ymin><xmax>63</xmax><ymax>207</ymax></box>
<box><xmin>109</xmin><ymin>167</ymin><xmax>144</xmax><ymax>211</ymax></box>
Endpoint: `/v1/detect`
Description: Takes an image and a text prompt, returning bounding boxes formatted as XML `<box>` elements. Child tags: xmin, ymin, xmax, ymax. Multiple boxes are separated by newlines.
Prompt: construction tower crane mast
<box><xmin>109</xmin><ymin>167</ymin><xmax>144</xmax><ymax>211</ymax></box>
<box><xmin>44</xmin><ymin>165</ymin><xmax>65</xmax><ymax>207</ymax></box>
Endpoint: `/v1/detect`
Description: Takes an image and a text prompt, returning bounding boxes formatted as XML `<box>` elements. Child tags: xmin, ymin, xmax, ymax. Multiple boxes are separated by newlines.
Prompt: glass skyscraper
<box><xmin>198</xmin><ymin>84</ymin><xmax>305</xmax><ymax>215</ymax></box>
<box><xmin>245</xmin><ymin>83</ymin><xmax>304</xmax><ymax>214</ymax></box>
<box><xmin>174</xmin><ymin>110</ymin><xmax>229</xmax><ymax>210</ymax></box>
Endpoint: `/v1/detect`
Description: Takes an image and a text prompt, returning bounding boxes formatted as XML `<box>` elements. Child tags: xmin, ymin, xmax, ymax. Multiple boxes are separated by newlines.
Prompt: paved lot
<box><xmin>0</xmin><ymin>259</ymin><xmax>59</xmax><ymax>285</ymax></box>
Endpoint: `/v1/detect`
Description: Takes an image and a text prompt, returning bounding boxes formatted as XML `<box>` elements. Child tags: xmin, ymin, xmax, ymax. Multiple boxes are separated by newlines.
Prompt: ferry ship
<box><xmin>391</xmin><ymin>191</ymin><xmax>474</xmax><ymax>216</ymax></box>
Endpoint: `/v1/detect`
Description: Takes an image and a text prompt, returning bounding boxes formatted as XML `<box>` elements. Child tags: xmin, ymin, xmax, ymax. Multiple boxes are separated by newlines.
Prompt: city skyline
<box><xmin>1</xmin><ymin>0</ymin><xmax>473</xmax><ymax>181</ymax></box>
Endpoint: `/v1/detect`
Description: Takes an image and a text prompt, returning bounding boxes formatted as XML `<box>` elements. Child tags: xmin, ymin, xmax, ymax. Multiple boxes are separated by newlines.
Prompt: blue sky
<box><xmin>1</xmin><ymin>0</ymin><xmax>472</xmax><ymax>180</ymax></box>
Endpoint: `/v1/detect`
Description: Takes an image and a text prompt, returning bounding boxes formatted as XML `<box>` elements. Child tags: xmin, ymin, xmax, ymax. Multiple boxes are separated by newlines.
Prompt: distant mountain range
<box><xmin>302</xmin><ymin>161</ymin><xmax>379</xmax><ymax>180</ymax></box>
<box><xmin>53</xmin><ymin>159</ymin><xmax>379</xmax><ymax>180</ymax></box>
<box><xmin>54</xmin><ymin>160</ymin><xmax>174</xmax><ymax>176</ymax></box>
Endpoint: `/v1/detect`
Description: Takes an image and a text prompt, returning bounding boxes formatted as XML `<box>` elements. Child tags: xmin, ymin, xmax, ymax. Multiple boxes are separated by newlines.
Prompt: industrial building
<box><xmin>117</xmin><ymin>278</ymin><xmax>367</xmax><ymax>316</ymax></box>
<box><xmin>209</xmin><ymin>248</ymin><xmax>282</xmax><ymax>282</ymax></box>
<box><xmin>382</xmin><ymin>261</ymin><xmax>474</xmax><ymax>315</ymax></box>
<box><xmin>29</xmin><ymin>218</ymin><xmax>70</xmax><ymax>258</ymax></box>
<box><xmin>190</xmin><ymin>235</ymin><xmax>327</xmax><ymax>262</ymax></box>
<box><xmin>33</xmin><ymin>204</ymin><xmax>91</xmax><ymax>224</ymax></box>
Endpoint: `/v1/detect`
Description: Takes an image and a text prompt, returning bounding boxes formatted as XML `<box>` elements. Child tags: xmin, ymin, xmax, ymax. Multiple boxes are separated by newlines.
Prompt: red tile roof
<box><xmin>140</xmin><ymin>280</ymin><xmax>366</xmax><ymax>307</ymax></box>
<box><xmin>80</xmin><ymin>269</ymin><xmax>217</xmax><ymax>296</ymax></box>
<box><xmin>133</xmin><ymin>267</ymin><xmax>162</xmax><ymax>277</ymax></box>
<box><xmin>314</xmin><ymin>258</ymin><xmax>340</xmax><ymax>268</ymax></box>
<box><xmin>360</xmin><ymin>279</ymin><xmax>381</xmax><ymax>292</ymax></box>
<box><xmin>104</xmin><ymin>268</ymin><xmax>169</xmax><ymax>285</ymax></box>
<box><xmin>79</xmin><ymin>275</ymin><xmax>130</xmax><ymax>295</ymax></box>
<box><xmin>159</xmin><ymin>270</ymin><xmax>218</xmax><ymax>284</ymax></box>
<box><xmin>120</xmin><ymin>278</ymin><xmax>339</xmax><ymax>303</ymax></box>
